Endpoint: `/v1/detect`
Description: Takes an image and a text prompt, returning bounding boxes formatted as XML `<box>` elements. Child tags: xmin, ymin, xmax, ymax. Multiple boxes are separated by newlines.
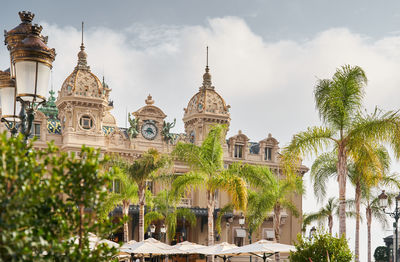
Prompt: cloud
<box><xmin>1</xmin><ymin>16</ymin><xmax>400</xmax><ymax>260</ymax></box>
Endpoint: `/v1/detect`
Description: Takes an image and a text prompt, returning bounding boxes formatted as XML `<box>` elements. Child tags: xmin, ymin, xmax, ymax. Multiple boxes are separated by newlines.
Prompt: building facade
<box><xmin>1</xmin><ymin>14</ymin><xmax>308</xmax><ymax>254</ymax></box>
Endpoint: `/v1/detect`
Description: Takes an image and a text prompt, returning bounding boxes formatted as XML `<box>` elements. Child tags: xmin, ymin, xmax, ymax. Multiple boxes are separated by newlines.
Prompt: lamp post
<box><xmin>379</xmin><ymin>190</ymin><xmax>400</xmax><ymax>262</ymax></box>
<box><xmin>1</xmin><ymin>11</ymin><xmax>56</xmax><ymax>140</ymax></box>
<box><xmin>239</xmin><ymin>213</ymin><xmax>253</xmax><ymax>262</ymax></box>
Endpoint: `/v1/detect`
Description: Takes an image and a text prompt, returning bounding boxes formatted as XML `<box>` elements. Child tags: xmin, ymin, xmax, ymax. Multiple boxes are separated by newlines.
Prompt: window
<box><xmin>234</xmin><ymin>144</ymin><xmax>243</xmax><ymax>158</ymax></box>
<box><xmin>80</xmin><ymin>115</ymin><xmax>93</xmax><ymax>130</ymax></box>
<box><xmin>111</xmin><ymin>179</ymin><xmax>121</xmax><ymax>193</ymax></box>
<box><xmin>29</xmin><ymin>123</ymin><xmax>41</xmax><ymax>138</ymax></box>
<box><xmin>263</xmin><ymin>228</ymin><xmax>274</xmax><ymax>241</ymax></box>
<box><xmin>234</xmin><ymin>228</ymin><xmax>246</xmax><ymax>246</ymax></box>
<box><xmin>264</xmin><ymin>147</ymin><xmax>272</xmax><ymax>161</ymax></box>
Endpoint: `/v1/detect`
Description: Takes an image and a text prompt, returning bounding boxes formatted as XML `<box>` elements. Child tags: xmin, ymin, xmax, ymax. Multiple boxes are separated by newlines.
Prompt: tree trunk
<box><xmin>138</xmin><ymin>183</ymin><xmax>146</xmax><ymax>241</ymax></box>
<box><xmin>328</xmin><ymin>215</ymin><xmax>333</xmax><ymax>235</ymax></box>
<box><xmin>273</xmin><ymin>204</ymin><xmax>281</xmax><ymax>262</ymax></box>
<box><xmin>123</xmin><ymin>200</ymin><xmax>130</xmax><ymax>242</ymax></box>
<box><xmin>337</xmin><ymin>144</ymin><xmax>347</xmax><ymax>237</ymax></box>
<box><xmin>207</xmin><ymin>190</ymin><xmax>215</xmax><ymax>262</ymax></box>
<box><xmin>354</xmin><ymin>183</ymin><xmax>361</xmax><ymax>262</ymax></box>
<box><xmin>366</xmin><ymin>206</ymin><xmax>372</xmax><ymax>262</ymax></box>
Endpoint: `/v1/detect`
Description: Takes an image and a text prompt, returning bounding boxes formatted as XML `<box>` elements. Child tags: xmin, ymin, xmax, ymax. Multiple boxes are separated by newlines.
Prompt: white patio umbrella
<box><xmin>70</xmin><ymin>232</ymin><xmax>119</xmax><ymax>250</ymax></box>
<box><xmin>172</xmin><ymin>241</ymin><xmax>207</xmax><ymax>252</ymax></box>
<box><xmin>192</xmin><ymin>242</ymin><xmax>237</xmax><ymax>262</ymax></box>
<box><xmin>121</xmin><ymin>238</ymin><xmax>185</xmax><ymax>256</ymax></box>
<box><xmin>217</xmin><ymin>239</ymin><xmax>295</xmax><ymax>262</ymax></box>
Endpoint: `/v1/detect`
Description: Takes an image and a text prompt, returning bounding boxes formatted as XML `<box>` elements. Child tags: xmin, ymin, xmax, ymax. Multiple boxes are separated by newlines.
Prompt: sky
<box><xmin>2</xmin><ymin>0</ymin><xmax>400</xmax><ymax>260</ymax></box>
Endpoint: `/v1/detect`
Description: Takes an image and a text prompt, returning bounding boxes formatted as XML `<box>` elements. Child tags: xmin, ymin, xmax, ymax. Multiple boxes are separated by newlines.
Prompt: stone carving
<box><xmin>127</xmin><ymin>113</ymin><xmax>139</xmax><ymax>138</ymax></box>
<box><xmin>162</xmin><ymin>118</ymin><xmax>176</xmax><ymax>144</ymax></box>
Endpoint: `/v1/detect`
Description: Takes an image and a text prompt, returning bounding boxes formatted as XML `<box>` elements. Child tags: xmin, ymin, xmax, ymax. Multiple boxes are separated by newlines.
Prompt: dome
<box><xmin>184</xmin><ymin>66</ymin><xmax>229</xmax><ymax>117</ymax></box>
<box><xmin>58</xmin><ymin>43</ymin><xmax>105</xmax><ymax>100</ymax></box>
<box><xmin>103</xmin><ymin>111</ymin><xmax>117</xmax><ymax>126</ymax></box>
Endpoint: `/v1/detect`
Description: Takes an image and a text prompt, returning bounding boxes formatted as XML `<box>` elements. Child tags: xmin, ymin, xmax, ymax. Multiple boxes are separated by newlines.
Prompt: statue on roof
<box><xmin>162</xmin><ymin>118</ymin><xmax>176</xmax><ymax>144</ymax></box>
<box><xmin>127</xmin><ymin>113</ymin><xmax>139</xmax><ymax>139</ymax></box>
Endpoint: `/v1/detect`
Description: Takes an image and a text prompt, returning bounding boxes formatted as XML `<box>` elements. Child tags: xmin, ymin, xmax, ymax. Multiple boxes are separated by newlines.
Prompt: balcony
<box><xmin>178</xmin><ymin>198</ymin><xmax>192</xmax><ymax>208</ymax></box>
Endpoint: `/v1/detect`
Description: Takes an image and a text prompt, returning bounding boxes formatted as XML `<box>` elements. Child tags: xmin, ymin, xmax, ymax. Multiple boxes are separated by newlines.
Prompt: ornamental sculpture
<box><xmin>162</xmin><ymin>118</ymin><xmax>176</xmax><ymax>144</ymax></box>
<box><xmin>127</xmin><ymin>113</ymin><xmax>139</xmax><ymax>138</ymax></box>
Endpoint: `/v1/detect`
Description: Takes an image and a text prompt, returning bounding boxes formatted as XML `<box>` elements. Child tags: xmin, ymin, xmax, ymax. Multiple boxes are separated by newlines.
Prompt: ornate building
<box><xmin>1</xmin><ymin>14</ymin><xmax>308</xmax><ymax>255</ymax></box>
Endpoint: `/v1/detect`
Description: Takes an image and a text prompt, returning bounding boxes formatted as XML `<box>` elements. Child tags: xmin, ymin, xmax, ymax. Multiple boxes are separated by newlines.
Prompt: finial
<box><xmin>81</xmin><ymin>21</ymin><xmax>84</xmax><ymax>47</ymax></box>
<box><xmin>206</xmin><ymin>46</ymin><xmax>209</xmax><ymax>68</ymax></box>
<box><xmin>202</xmin><ymin>46</ymin><xmax>212</xmax><ymax>89</ymax></box>
<box><xmin>18</xmin><ymin>11</ymin><xmax>34</xmax><ymax>24</ymax></box>
<box><xmin>75</xmin><ymin>21</ymin><xmax>89</xmax><ymax>70</ymax></box>
<box><xmin>145</xmin><ymin>94</ymin><xmax>154</xmax><ymax>105</ymax></box>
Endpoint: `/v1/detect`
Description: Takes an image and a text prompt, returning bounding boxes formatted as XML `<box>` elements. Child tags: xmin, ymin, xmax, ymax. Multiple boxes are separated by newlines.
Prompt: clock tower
<box><xmin>183</xmin><ymin>52</ymin><xmax>230</xmax><ymax>145</ymax></box>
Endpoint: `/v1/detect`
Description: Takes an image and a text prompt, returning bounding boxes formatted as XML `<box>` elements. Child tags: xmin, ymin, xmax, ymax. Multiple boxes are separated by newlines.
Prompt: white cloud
<box><xmin>2</xmin><ymin>16</ymin><xmax>400</xmax><ymax>260</ymax></box>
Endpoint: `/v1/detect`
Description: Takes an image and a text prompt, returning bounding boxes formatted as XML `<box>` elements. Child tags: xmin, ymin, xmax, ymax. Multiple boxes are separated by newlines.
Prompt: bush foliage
<box><xmin>290</xmin><ymin>231</ymin><xmax>353</xmax><ymax>262</ymax></box>
<box><xmin>0</xmin><ymin>133</ymin><xmax>120</xmax><ymax>261</ymax></box>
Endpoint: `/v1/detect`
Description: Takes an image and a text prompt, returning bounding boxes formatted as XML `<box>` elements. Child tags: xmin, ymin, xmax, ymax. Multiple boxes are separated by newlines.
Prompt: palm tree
<box><xmin>310</xmin><ymin>144</ymin><xmax>390</xmax><ymax>261</ymax></box>
<box><xmin>362</xmin><ymin>172</ymin><xmax>400</xmax><ymax>262</ymax></box>
<box><xmin>144</xmin><ymin>190</ymin><xmax>196</xmax><ymax>242</ymax></box>
<box><xmin>172</xmin><ymin>125</ymin><xmax>248</xmax><ymax>247</ymax></box>
<box><xmin>283</xmin><ymin>65</ymin><xmax>400</xmax><ymax>237</ymax></box>
<box><xmin>100</xmin><ymin>164</ymin><xmax>138</xmax><ymax>242</ymax></box>
<box><xmin>362</xmin><ymin>190</ymin><xmax>394</xmax><ymax>262</ymax></box>
<box><xmin>123</xmin><ymin>149</ymin><xmax>170</xmax><ymax>241</ymax></box>
<box><xmin>302</xmin><ymin>197</ymin><xmax>355</xmax><ymax>235</ymax></box>
<box><xmin>263</xmin><ymin>172</ymin><xmax>303</xmax><ymax>262</ymax></box>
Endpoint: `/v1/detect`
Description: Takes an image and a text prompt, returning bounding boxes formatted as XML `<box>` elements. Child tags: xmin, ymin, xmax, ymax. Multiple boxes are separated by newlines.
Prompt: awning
<box><xmin>235</xmin><ymin>228</ymin><xmax>246</xmax><ymax>238</ymax></box>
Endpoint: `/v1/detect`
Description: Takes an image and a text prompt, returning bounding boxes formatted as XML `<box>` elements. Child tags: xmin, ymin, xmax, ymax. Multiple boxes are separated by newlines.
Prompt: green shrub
<box><xmin>0</xmin><ymin>133</ymin><xmax>120</xmax><ymax>261</ymax></box>
<box><xmin>290</xmin><ymin>230</ymin><xmax>353</xmax><ymax>262</ymax></box>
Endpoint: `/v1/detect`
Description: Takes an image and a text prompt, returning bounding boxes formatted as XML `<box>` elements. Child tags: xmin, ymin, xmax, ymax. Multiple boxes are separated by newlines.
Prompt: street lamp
<box><xmin>150</xmin><ymin>224</ymin><xmax>156</xmax><ymax>238</ymax></box>
<box><xmin>238</xmin><ymin>213</ymin><xmax>253</xmax><ymax>262</ymax></box>
<box><xmin>379</xmin><ymin>190</ymin><xmax>400</xmax><ymax>262</ymax></box>
<box><xmin>1</xmin><ymin>11</ymin><xmax>56</xmax><ymax>139</ymax></box>
<box><xmin>160</xmin><ymin>224</ymin><xmax>166</xmax><ymax>242</ymax></box>
<box><xmin>239</xmin><ymin>213</ymin><xmax>245</xmax><ymax>227</ymax></box>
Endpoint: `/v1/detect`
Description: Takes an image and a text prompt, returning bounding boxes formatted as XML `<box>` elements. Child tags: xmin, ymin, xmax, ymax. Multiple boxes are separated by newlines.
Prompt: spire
<box><xmin>76</xmin><ymin>21</ymin><xmax>89</xmax><ymax>70</ymax></box>
<box><xmin>202</xmin><ymin>46</ymin><xmax>213</xmax><ymax>89</ymax></box>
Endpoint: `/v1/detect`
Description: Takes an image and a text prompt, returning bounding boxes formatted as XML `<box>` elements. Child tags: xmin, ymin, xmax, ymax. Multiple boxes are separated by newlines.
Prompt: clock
<box><xmin>141</xmin><ymin>122</ymin><xmax>158</xmax><ymax>140</ymax></box>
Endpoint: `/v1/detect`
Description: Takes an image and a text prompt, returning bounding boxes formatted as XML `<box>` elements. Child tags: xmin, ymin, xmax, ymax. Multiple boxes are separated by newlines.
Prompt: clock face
<box><xmin>141</xmin><ymin>122</ymin><xmax>158</xmax><ymax>140</ymax></box>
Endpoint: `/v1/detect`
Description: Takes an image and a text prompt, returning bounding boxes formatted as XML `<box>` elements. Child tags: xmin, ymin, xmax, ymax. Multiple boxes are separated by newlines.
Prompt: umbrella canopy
<box><xmin>193</xmin><ymin>242</ymin><xmax>237</xmax><ymax>255</ymax></box>
<box><xmin>218</xmin><ymin>239</ymin><xmax>295</xmax><ymax>255</ymax></box>
<box><xmin>70</xmin><ymin>233</ymin><xmax>120</xmax><ymax>250</ymax></box>
<box><xmin>172</xmin><ymin>241</ymin><xmax>207</xmax><ymax>252</ymax></box>
<box><xmin>96</xmin><ymin>239</ymin><xmax>120</xmax><ymax>249</ymax></box>
<box><xmin>121</xmin><ymin>238</ymin><xmax>185</xmax><ymax>255</ymax></box>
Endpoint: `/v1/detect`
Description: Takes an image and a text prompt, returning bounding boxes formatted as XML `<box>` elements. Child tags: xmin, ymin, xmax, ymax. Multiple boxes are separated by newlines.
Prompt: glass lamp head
<box><xmin>160</xmin><ymin>224</ymin><xmax>166</xmax><ymax>233</ymax></box>
<box><xmin>0</xmin><ymin>70</ymin><xmax>20</xmax><ymax>122</ymax></box>
<box><xmin>150</xmin><ymin>224</ymin><xmax>156</xmax><ymax>233</ymax></box>
<box><xmin>239</xmin><ymin>213</ymin><xmax>245</xmax><ymax>226</ymax></box>
<box><xmin>11</xmin><ymin>24</ymin><xmax>55</xmax><ymax>104</ymax></box>
<box><xmin>379</xmin><ymin>190</ymin><xmax>388</xmax><ymax>209</ymax></box>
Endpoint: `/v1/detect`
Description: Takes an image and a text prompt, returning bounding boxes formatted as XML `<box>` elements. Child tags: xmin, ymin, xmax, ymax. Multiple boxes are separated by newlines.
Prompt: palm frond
<box><xmin>175</xmin><ymin>208</ymin><xmax>197</xmax><ymax>227</ymax></box>
<box><xmin>200</xmin><ymin>125</ymin><xmax>226</xmax><ymax>171</ymax></box>
<box><xmin>210</xmin><ymin>172</ymin><xmax>247</xmax><ymax>210</ymax></box>
<box><xmin>282</xmin><ymin>126</ymin><xmax>336</xmax><ymax>175</ymax></box>
<box><xmin>216</xmin><ymin>204</ymin><xmax>234</xmax><ymax>235</ymax></box>
<box><xmin>347</xmin><ymin>108</ymin><xmax>400</xmax><ymax>159</ymax></box>
<box><xmin>171</xmin><ymin>171</ymin><xmax>206</xmax><ymax>199</ymax></box>
<box><xmin>144</xmin><ymin>211</ymin><xmax>164</xmax><ymax>229</ymax></box>
<box><xmin>315</xmin><ymin>65</ymin><xmax>367</xmax><ymax>130</ymax></box>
